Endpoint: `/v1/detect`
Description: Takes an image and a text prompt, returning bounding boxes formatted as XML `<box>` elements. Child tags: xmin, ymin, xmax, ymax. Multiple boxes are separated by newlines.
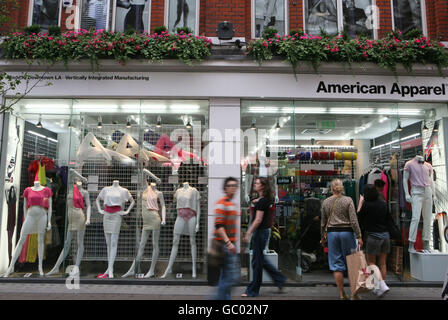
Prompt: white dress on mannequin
<box><xmin>161</xmin><ymin>182</ymin><xmax>200</xmax><ymax>279</ymax></box>
<box><xmin>4</xmin><ymin>181</ymin><xmax>52</xmax><ymax>277</ymax></box>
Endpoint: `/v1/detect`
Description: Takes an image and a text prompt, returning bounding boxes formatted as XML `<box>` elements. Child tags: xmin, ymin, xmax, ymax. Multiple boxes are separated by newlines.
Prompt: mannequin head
<box><xmin>34</xmin><ymin>180</ymin><xmax>41</xmax><ymax>188</ymax></box>
<box><xmin>183</xmin><ymin>182</ymin><xmax>189</xmax><ymax>188</ymax></box>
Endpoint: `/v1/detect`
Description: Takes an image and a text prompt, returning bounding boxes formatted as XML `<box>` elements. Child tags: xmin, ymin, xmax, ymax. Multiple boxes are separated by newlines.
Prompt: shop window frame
<box><xmin>164</xmin><ymin>0</ymin><xmax>200</xmax><ymax>36</ymax></box>
<box><xmin>27</xmin><ymin>0</ymin><xmax>64</xmax><ymax>29</ymax></box>
<box><xmin>251</xmin><ymin>0</ymin><xmax>289</xmax><ymax>39</ymax></box>
<box><xmin>390</xmin><ymin>0</ymin><xmax>428</xmax><ymax>37</ymax></box>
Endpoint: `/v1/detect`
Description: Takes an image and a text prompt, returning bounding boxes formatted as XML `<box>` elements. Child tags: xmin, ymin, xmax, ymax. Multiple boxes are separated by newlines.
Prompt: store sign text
<box><xmin>316</xmin><ymin>81</ymin><xmax>446</xmax><ymax>98</ymax></box>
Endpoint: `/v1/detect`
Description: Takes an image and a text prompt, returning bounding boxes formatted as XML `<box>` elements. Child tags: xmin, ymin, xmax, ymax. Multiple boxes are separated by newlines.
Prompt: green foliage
<box><xmin>262</xmin><ymin>27</ymin><xmax>278</xmax><ymax>40</ymax></box>
<box><xmin>246</xmin><ymin>31</ymin><xmax>448</xmax><ymax>76</ymax></box>
<box><xmin>403</xmin><ymin>28</ymin><xmax>424</xmax><ymax>40</ymax></box>
<box><xmin>24</xmin><ymin>25</ymin><xmax>41</xmax><ymax>35</ymax></box>
<box><xmin>289</xmin><ymin>29</ymin><xmax>304</xmax><ymax>37</ymax></box>
<box><xmin>48</xmin><ymin>26</ymin><xmax>61</xmax><ymax>36</ymax></box>
<box><xmin>153</xmin><ymin>26</ymin><xmax>168</xmax><ymax>34</ymax></box>
<box><xmin>176</xmin><ymin>27</ymin><xmax>193</xmax><ymax>35</ymax></box>
<box><xmin>124</xmin><ymin>26</ymin><xmax>137</xmax><ymax>35</ymax></box>
<box><xmin>0</xmin><ymin>30</ymin><xmax>213</xmax><ymax>69</ymax></box>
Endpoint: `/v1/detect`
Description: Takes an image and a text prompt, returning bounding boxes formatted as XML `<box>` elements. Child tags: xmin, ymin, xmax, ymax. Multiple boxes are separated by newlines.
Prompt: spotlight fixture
<box><xmin>396</xmin><ymin>121</ymin><xmax>403</xmax><ymax>132</ymax></box>
<box><xmin>68</xmin><ymin>119</ymin><xmax>73</xmax><ymax>128</ymax></box>
<box><xmin>251</xmin><ymin>119</ymin><xmax>256</xmax><ymax>130</ymax></box>
<box><xmin>275</xmin><ymin>120</ymin><xmax>281</xmax><ymax>131</ymax></box>
<box><xmin>423</xmin><ymin>122</ymin><xmax>429</xmax><ymax>132</ymax></box>
<box><xmin>156</xmin><ymin>116</ymin><xmax>162</xmax><ymax>128</ymax></box>
<box><xmin>126</xmin><ymin>117</ymin><xmax>131</xmax><ymax>128</ymax></box>
<box><xmin>434</xmin><ymin>122</ymin><xmax>439</xmax><ymax>132</ymax></box>
<box><xmin>36</xmin><ymin>115</ymin><xmax>43</xmax><ymax>128</ymax></box>
<box><xmin>186</xmin><ymin>119</ymin><xmax>192</xmax><ymax>129</ymax></box>
<box><xmin>97</xmin><ymin>116</ymin><xmax>103</xmax><ymax>129</ymax></box>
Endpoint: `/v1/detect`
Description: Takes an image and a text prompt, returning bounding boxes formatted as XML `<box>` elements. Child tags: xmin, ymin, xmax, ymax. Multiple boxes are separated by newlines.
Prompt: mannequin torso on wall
<box><xmin>403</xmin><ymin>155</ymin><xmax>435</xmax><ymax>252</ymax></box>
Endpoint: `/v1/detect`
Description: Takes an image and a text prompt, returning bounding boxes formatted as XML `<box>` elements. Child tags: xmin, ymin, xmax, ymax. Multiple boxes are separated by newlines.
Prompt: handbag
<box><xmin>320</xmin><ymin>197</ymin><xmax>340</xmax><ymax>248</ymax></box>
<box><xmin>207</xmin><ymin>239</ymin><xmax>225</xmax><ymax>286</ymax></box>
<box><xmin>117</xmin><ymin>0</ymin><xmax>131</xmax><ymax>9</ymax></box>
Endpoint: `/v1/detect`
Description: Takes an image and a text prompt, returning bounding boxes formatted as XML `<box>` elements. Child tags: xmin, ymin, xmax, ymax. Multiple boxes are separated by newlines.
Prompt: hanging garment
<box><xmin>343</xmin><ymin>180</ymin><xmax>357</xmax><ymax>207</ymax></box>
<box><xmin>6</xmin><ymin>186</ymin><xmax>17</xmax><ymax>261</ymax></box>
<box><xmin>381</xmin><ymin>171</ymin><xmax>389</xmax><ymax>203</ymax></box>
<box><xmin>18</xmin><ymin>233</ymin><xmax>30</xmax><ymax>263</ymax></box>
<box><xmin>26</xmin><ymin>234</ymin><xmax>39</xmax><ymax>263</ymax></box>
<box><xmin>73</xmin><ymin>185</ymin><xmax>85</xmax><ymax>210</ymax></box>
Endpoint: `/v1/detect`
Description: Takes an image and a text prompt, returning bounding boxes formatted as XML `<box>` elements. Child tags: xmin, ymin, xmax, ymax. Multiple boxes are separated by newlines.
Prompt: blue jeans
<box><xmin>245</xmin><ymin>228</ymin><xmax>286</xmax><ymax>297</ymax></box>
<box><xmin>214</xmin><ymin>247</ymin><xmax>240</xmax><ymax>300</ymax></box>
<box><xmin>327</xmin><ymin>231</ymin><xmax>357</xmax><ymax>272</ymax></box>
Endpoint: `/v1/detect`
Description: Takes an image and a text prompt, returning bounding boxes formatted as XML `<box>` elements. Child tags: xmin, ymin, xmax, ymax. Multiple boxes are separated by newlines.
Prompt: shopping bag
<box><xmin>207</xmin><ymin>239</ymin><xmax>225</xmax><ymax>286</ymax></box>
<box><xmin>346</xmin><ymin>250</ymin><xmax>380</xmax><ymax>296</ymax></box>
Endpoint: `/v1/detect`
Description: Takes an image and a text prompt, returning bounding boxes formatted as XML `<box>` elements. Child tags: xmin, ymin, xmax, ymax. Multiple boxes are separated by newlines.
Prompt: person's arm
<box><xmin>357</xmin><ymin>195</ymin><xmax>364</xmax><ymax>213</ymax></box>
<box><xmin>84</xmin><ymin>191</ymin><xmax>91</xmax><ymax>225</ymax></box>
<box><xmin>158</xmin><ymin>192</ymin><xmax>166</xmax><ymax>225</ymax></box>
<box><xmin>348</xmin><ymin>199</ymin><xmax>363</xmax><ymax>246</ymax></box>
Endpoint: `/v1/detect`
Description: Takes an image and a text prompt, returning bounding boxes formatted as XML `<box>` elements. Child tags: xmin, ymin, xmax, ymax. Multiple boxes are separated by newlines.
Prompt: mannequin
<box><xmin>161</xmin><ymin>182</ymin><xmax>200</xmax><ymax>278</ymax></box>
<box><xmin>122</xmin><ymin>169</ymin><xmax>166</xmax><ymax>278</ymax></box>
<box><xmin>96</xmin><ymin>180</ymin><xmax>135</xmax><ymax>278</ymax></box>
<box><xmin>4</xmin><ymin>181</ymin><xmax>52</xmax><ymax>277</ymax></box>
<box><xmin>46</xmin><ymin>169</ymin><xmax>91</xmax><ymax>276</ymax></box>
<box><xmin>116</xmin><ymin>134</ymin><xmax>169</xmax><ymax>163</ymax></box>
<box><xmin>403</xmin><ymin>155</ymin><xmax>435</xmax><ymax>252</ymax></box>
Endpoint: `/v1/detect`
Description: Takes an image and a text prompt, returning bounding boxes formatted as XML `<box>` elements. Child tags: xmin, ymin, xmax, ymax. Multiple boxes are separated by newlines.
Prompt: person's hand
<box><xmin>405</xmin><ymin>195</ymin><xmax>412</xmax><ymax>203</ymax></box>
<box><xmin>252</xmin><ymin>198</ymin><xmax>260</xmax><ymax>204</ymax></box>
<box><xmin>227</xmin><ymin>242</ymin><xmax>237</xmax><ymax>255</ymax></box>
<box><xmin>357</xmin><ymin>238</ymin><xmax>363</xmax><ymax>249</ymax></box>
<box><xmin>244</xmin><ymin>232</ymin><xmax>251</xmax><ymax>243</ymax></box>
<box><xmin>85</xmin><ymin>219</ymin><xmax>91</xmax><ymax>226</ymax></box>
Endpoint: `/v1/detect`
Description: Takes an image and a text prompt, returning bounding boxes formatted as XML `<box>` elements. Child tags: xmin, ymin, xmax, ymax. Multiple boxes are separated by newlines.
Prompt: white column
<box><xmin>207</xmin><ymin>98</ymin><xmax>241</xmax><ymax>253</ymax></box>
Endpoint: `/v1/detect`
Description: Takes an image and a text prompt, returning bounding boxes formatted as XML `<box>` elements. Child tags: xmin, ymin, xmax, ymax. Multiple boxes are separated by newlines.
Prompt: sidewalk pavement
<box><xmin>0</xmin><ymin>283</ymin><xmax>443</xmax><ymax>300</ymax></box>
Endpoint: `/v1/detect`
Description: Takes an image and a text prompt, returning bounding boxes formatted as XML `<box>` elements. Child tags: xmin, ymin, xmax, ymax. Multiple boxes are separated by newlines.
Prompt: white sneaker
<box><xmin>376</xmin><ymin>280</ymin><xmax>390</xmax><ymax>297</ymax></box>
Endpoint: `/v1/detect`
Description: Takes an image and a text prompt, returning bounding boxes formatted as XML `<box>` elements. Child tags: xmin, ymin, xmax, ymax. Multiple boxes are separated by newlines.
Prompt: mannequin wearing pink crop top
<box><xmin>23</xmin><ymin>187</ymin><xmax>53</xmax><ymax>209</ymax></box>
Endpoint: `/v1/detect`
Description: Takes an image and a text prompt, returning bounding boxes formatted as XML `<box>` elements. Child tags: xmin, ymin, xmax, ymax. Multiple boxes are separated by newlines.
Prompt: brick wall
<box><xmin>1</xmin><ymin>0</ymin><xmax>447</xmax><ymax>41</ymax></box>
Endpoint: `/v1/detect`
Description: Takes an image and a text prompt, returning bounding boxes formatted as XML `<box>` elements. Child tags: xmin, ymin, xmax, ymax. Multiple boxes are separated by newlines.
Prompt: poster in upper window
<box><xmin>80</xmin><ymin>0</ymin><xmax>113</xmax><ymax>31</ymax></box>
<box><xmin>32</xmin><ymin>0</ymin><xmax>61</xmax><ymax>31</ymax></box>
<box><xmin>167</xmin><ymin>0</ymin><xmax>197</xmax><ymax>33</ymax></box>
<box><xmin>115</xmin><ymin>0</ymin><xmax>150</xmax><ymax>32</ymax></box>
<box><xmin>254</xmin><ymin>0</ymin><xmax>286</xmax><ymax>38</ymax></box>
<box><xmin>393</xmin><ymin>0</ymin><xmax>423</xmax><ymax>35</ymax></box>
<box><xmin>305</xmin><ymin>0</ymin><xmax>338</xmax><ymax>35</ymax></box>
<box><xmin>342</xmin><ymin>0</ymin><xmax>374</xmax><ymax>38</ymax></box>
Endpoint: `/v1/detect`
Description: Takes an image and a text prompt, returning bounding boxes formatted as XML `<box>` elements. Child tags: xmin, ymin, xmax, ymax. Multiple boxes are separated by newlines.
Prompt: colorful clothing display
<box><xmin>23</xmin><ymin>187</ymin><xmax>53</xmax><ymax>209</ymax></box>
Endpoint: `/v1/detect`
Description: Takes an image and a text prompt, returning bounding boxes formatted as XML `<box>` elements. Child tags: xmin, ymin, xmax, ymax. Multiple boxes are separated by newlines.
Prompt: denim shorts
<box><xmin>366</xmin><ymin>233</ymin><xmax>390</xmax><ymax>255</ymax></box>
<box><xmin>327</xmin><ymin>231</ymin><xmax>357</xmax><ymax>272</ymax></box>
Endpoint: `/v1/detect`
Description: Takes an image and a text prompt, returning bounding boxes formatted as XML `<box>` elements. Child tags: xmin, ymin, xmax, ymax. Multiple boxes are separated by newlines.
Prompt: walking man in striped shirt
<box><xmin>213</xmin><ymin>177</ymin><xmax>241</xmax><ymax>300</ymax></box>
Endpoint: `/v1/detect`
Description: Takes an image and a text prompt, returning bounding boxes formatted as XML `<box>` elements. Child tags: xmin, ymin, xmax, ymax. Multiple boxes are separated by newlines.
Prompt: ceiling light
<box><xmin>275</xmin><ymin>120</ymin><xmax>281</xmax><ymax>130</ymax></box>
<box><xmin>126</xmin><ymin>118</ymin><xmax>131</xmax><ymax>128</ymax></box>
<box><xmin>156</xmin><ymin>116</ymin><xmax>162</xmax><ymax>128</ymax></box>
<box><xmin>186</xmin><ymin>120</ymin><xmax>192</xmax><ymax>129</ymax></box>
<box><xmin>396</xmin><ymin>121</ymin><xmax>403</xmax><ymax>132</ymax></box>
<box><xmin>434</xmin><ymin>123</ymin><xmax>439</xmax><ymax>132</ymax></box>
<box><xmin>251</xmin><ymin>119</ymin><xmax>256</xmax><ymax>130</ymax></box>
<box><xmin>97</xmin><ymin>116</ymin><xmax>103</xmax><ymax>129</ymax></box>
<box><xmin>36</xmin><ymin>115</ymin><xmax>43</xmax><ymax>128</ymax></box>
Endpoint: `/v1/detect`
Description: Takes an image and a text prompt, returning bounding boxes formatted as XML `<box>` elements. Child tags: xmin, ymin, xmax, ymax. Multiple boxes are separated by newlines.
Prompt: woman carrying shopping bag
<box><xmin>321</xmin><ymin>179</ymin><xmax>363</xmax><ymax>300</ymax></box>
<box><xmin>357</xmin><ymin>184</ymin><xmax>391</xmax><ymax>297</ymax></box>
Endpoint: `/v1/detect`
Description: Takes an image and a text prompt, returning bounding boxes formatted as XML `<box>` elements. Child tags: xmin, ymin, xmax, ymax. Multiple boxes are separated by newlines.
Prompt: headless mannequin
<box><xmin>4</xmin><ymin>181</ymin><xmax>52</xmax><ymax>277</ymax></box>
<box><xmin>96</xmin><ymin>180</ymin><xmax>135</xmax><ymax>278</ymax></box>
<box><xmin>46</xmin><ymin>169</ymin><xmax>91</xmax><ymax>276</ymax></box>
<box><xmin>161</xmin><ymin>182</ymin><xmax>200</xmax><ymax>279</ymax></box>
<box><xmin>122</xmin><ymin>169</ymin><xmax>166</xmax><ymax>278</ymax></box>
<box><xmin>404</xmin><ymin>155</ymin><xmax>435</xmax><ymax>252</ymax></box>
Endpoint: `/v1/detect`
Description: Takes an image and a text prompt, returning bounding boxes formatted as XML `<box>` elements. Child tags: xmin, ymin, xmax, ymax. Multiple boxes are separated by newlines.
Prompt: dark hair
<box><xmin>255</xmin><ymin>177</ymin><xmax>273</xmax><ymax>201</ymax></box>
<box><xmin>363</xmin><ymin>184</ymin><xmax>379</xmax><ymax>202</ymax></box>
<box><xmin>374</xmin><ymin>179</ymin><xmax>385</xmax><ymax>189</ymax></box>
<box><xmin>223</xmin><ymin>177</ymin><xmax>238</xmax><ymax>191</ymax></box>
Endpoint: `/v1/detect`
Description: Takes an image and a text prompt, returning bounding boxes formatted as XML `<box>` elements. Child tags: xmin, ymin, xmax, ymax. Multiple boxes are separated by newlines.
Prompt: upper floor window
<box><xmin>304</xmin><ymin>0</ymin><xmax>377</xmax><ymax>38</ymax></box>
<box><xmin>392</xmin><ymin>0</ymin><xmax>426</xmax><ymax>36</ymax></box>
<box><xmin>29</xmin><ymin>0</ymin><xmax>62</xmax><ymax>31</ymax></box>
<box><xmin>253</xmin><ymin>0</ymin><xmax>288</xmax><ymax>38</ymax></box>
<box><xmin>80</xmin><ymin>0</ymin><xmax>113</xmax><ymax>31</ymax></box>
<box><xmin>166</xmin><ymin>0</ymin><xmax>199</xmax><ymax>34</ymax></box>
<box><xmin>115</xmin><ymin>0</ymin><xmax>151</xmax><ymax>32</ymax></box>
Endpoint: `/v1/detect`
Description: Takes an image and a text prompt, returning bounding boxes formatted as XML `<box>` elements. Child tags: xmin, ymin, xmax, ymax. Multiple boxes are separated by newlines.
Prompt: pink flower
<box><xmin>136</xmin><ymin>45</ymin><xmax>141</xmax><ymax>51</ymax></box>
<box><xmin>440</xmin><ymin>42</ymin><xmax>445</xmax><ymax>47</ymax></box>
<box><xmin>300</xmin><ymin>35</ymin><xmax>307</xmax><ymax>40</ymax></box>
<box><xmin>415</xmin><ymin>39</ymin><xmax>421</xmax><ymax>43</ymax></box>
<box><xmin>421</xmin><ymin>45</ymin><xmax>425</xmax><ymax>49</ymax></box>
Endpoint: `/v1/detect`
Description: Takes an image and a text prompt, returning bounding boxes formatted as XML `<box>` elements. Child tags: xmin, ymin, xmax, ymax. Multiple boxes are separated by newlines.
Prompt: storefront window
<box><xmin>241</xmin><ymin>100</ymin><xmax>446</xmax><ymax>283</ymax></box>
<box><xmin>80</xmin><ymin>0</ymin><xmax>113</xmax><ymax>31</ymax></box>
<box><xmin>1</xmin><ymin>99</ymin><xmax>209</xmax><ymax>280</ymax></box>
<box><xmin>342</xmin><ymin>0</ymin><xmax>374</xmax><ymax>38</ymax></box>
<box><xmin>114</xmin><ymin>0</ymin><xmax>150</xmax><ymax>33</ymax></box>
<box><xmin>305</xmin><ymin>0</ymin><xmax>339</xmax><ymax>36</ymax></box>
<box><xmin>30</xmin><ymin>0</ymin><xmax>62</xmax><ymax>31</ymax></box>
<box><xmin>392</xmin><ymin>0</ymin><xmax>424</xmax><ymax>36</ymax></box>
<box><xmin>166</xmin><ymin>0</ymin><xmax>199</xmax><ymax>34</ymax></box>
<box><xmin>253</xmin><ymin>0</ymin><xmax>287</xmax><ymax>38</ymax></box>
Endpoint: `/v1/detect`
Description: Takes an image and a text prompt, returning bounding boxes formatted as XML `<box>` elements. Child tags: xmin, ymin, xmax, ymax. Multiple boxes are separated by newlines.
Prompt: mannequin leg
<box><xmin>46</xmin><ymin>230</ymin><xmax>73</xmax><ymax>276</ymax></box>
<box><xmin>188</xmin><ymin>217</ymin><xmax>197</xmax><ymax>278</ymax></box>
<box><xmin>75</xmin><ymin>230</ymin><xmax>86</xmax><ymax>267</ymax></box>
<box><xmin>4</xmin><ymin>216</ymin><xmax>37</xmax><ymax>277</ymax></box>
<box><xmin>37</xmin><ymin>232</ymin><xmax>45</xmax><ymax>276</ymax></box>
<box><xmin>161</xmin><ymin>234</ymin><xmax>181</xmax><ymax>278</ymax></box>
<box><xmin>104</xmin><ymin>233</ymin><xmax>111</xmax><ymax>275</ymax></box>
<box><xmin>122</xmin><ymin>230</ymin><xmax>150</xmax><ymax>278</ymax></box>
<box><xmin>409</xmin><ymin>192</ymin><xmax>424</xmax><ymax>247</ymax></box>
<box><xmin>422</xmin><ymin>188</ymin><xmax>434</xmax><ymax>251</ymax></box>
<box><xmin>145</xmin><ymin>229</ymin><xmax>160</xmax><ymax>278</ymax></box>
<box><xmin>107</xmin><ymin>233</ymin><xmax>120</xmax><ymax>278</ymax></box>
